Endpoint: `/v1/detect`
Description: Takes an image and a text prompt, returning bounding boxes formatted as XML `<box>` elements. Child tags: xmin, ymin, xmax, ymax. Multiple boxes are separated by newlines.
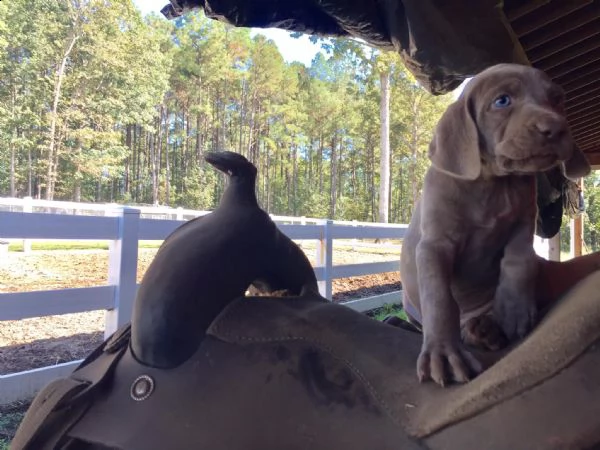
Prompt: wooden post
<box><xmin>105</xmin><ymin>207</ymin><xmax>140</xmax><ymax>338</ymax></box>
<box><xmin>22</xmin><ymin>196</ymin><xmax>32</xmax><ymax>253</ymax></box>
<box><xmin>316</xmin><ymin>219</ymin><xmax>333</xmax><ymax>300</ymax></box>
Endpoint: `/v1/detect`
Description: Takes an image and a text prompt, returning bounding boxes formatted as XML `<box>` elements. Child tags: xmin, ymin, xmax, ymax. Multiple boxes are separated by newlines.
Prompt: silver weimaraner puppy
<box><xmin>400</xmin><ymin>63</ymin><xmax>591</xmax><ymax>387</ymax></box>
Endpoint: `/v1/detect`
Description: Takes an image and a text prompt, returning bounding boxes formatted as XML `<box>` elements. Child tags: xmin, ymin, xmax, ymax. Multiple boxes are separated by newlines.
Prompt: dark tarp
<box><xmin>160</xmin><ymin>0</ymin><xmax>530</xmax><ymax>95</ymax></box>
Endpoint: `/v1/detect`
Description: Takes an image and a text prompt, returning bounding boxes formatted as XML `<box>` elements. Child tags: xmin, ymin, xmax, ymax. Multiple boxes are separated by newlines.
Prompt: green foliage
<box><xmin>584</xmin><ymin>173</ymin><xmax>600</xmax><ymax>252</ymax></box>
<box><xmin>0</xmin><ymin>4</ymin><xmax>453</xmax><ymax>222</ymax></box>
<box><xmin>369</xmin><ymin>303</ymin><xmax>408</xmax><ymax>322</ymax></box>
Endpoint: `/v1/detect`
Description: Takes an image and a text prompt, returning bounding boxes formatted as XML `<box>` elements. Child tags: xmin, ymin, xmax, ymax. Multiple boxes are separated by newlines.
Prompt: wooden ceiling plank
<box><xmin>574</xmin><ymin>139</ymin><xmax>600</xmax><ymax>151</ymax></box>
<box><xmin>582</xmin><ymin>152</ymin><xmax>600</xmax><ymax>167</ymax></box>
<box><xmin>571</xmin><ymin>120</ymin><xmax>600</xmax><ymax>136</ymax></box>
<box><xmin>529</xmin><ymin>20</ymin><xmax>600</xmax><ymax>63</ymax></box>
<box><xmin>566</xmin><ymin>99</ymin><xmax>600</xmax><ymax>118</ymax></box>
<box><xmin>569</xmin><ymin>113</ymin><xmax>600</xmax><ymax>131</ymax></box>
<box><xmin>546</xmin><ymin>48</ymin><xmax>600</xmax><ymax>79</ymax></box>
<box><xmin>560</xmin><ymin>65</ymin><xmax>600</xmax><ymax>93</ymax></box>
<box><xmin>537</xmin><ymin>37</ymin><xmax>600</xmax><ymax>71</ymax></box>
<box><xmin>566</xmin><ymin>81</ymin><xmax>600</xmax><ymax>102</ymax></box>
<box><xmin>566</xmin><ymin>90</ymin><xmax>600</xmax><ymax>111</ymax></box>
<box><xmin>505</xmin><ymin>0</ymin><xmax>550</xmax><ymax>21</ymax></box>
<box><xmin>512</xmin><ymin>0</ymin><xmax>592</xmax><ymax>37</ymax></box>
<box><xmin>580</xmin><ymin>145</ymin><xmax>600</xmax><ymax>156</ymax></box>
<box><xmin>567</xmin><ymin>105</ymin><xmax>600</xmax><ymax>122</ymax></box>
<box><xmin>574</xmin><ymin>130</ymin><xmax>600</xmax><ymax>145</ymax></box>
<box><xmin>519</xmin><ymin>2</ymin><xmax>600</xmax><ymax>50</ymax></box>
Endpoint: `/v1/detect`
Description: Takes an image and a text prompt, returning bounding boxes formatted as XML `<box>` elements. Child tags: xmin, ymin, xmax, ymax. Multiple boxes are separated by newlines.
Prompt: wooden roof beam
<box><xmin>537</xmin><ymin>36</ymin><xmax>600</xmax><ymax>71</ymax></box>
<box><xmin>505</xmin><ymin>0</ymin><xmax>550</xmax><ymax>21</ymax></box>
<box><xmin>565</xmin><ymin>91</ymin><xmax>600</xmax><ymax>113</ymax></box>
<box><xmin>565</xmin><ymin>90</ymin><xmax>600</xmax><ymax>111</ymax></box>
<box><xmin>512</xmin><ymin>0</ymin><xmax>592</xmax><ymax>37</ymax></box>
<box><xmin>561</xmin><ymin>66</ymin><xmax>600</xmax><ymax>94</ymax></box>
<box><xmin>519</xmin><ymin>2</ymin><xmax>600</xmax><ymax>50</ymax></box>
<box><xmin>573</xmin><ymin>129</ymin><xmax>600</xmax><ymax>146</ymax></box>
<box><xmin>546</xmin><ymin>48</ymin><xmax>600</xmax><ymax>79</ymax></box>
<box><xmin>566</xmin><ymin>81</ymin><xmax>600</xmax><ymax>102</ymax></box>
<box><xmin>567</xmin><ymin>104</ymin><xmax>600</xmax><ymax>123</ymax></box>
<box><xmin>529</xmin><ymin>20</ymin><xmax>600</xmax><ymax>63</ymax></box>
<box><xmin>569</xmin><ymin>113</ymin><xmax>600</xmax><ymax>131</ymax></box>
<box><xmin>578</xmin><ymin>150</ymin><xmax>600</xmax><ymax>168</ymax></box>
<box><xmin>571</xmin><ymin>120</ymin><xmax>600</xmax><ymax>137</ymax></box>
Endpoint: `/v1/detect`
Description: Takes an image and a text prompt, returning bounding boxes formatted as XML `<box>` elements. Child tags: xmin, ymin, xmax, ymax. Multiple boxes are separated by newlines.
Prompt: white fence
<box><xmin>0</xmin><ymin>198</ymin><xmax>407</xmax><ymax>405</ymax></box>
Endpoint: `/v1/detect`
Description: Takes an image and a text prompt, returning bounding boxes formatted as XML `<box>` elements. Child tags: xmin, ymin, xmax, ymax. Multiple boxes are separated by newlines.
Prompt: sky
<box><xmin>132</xmin><ymin>0</ymin><xmax>321</xmax><ymax>66</ymax></box>
<box><xmin>132</xmin><ymin>0</ymin><xmax>467</xmax><ymax>97</ymax></box>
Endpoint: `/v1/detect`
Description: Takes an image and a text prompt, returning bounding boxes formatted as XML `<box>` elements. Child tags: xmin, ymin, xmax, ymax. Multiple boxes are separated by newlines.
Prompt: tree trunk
<box><xmin>46</xmin><ymin>33</ymin><xmax>79</xmax><ymax>200</ymax></box>
<box><xmin>74</xmin><ymin>181</ymin><xmax>81</xmax><ymax>202</ymax></box>
<box><xmin>165</xmin><ymin>107</ymin><xmax>171</xmax><ymax>205</ymax></box>
<box><xmin>378</xmin><ymin>70</ymin><xmax>391</xmax><ymax>223</ymax></box>
<box><xmin>9</xmin><ymin>85</ymin><xmax>16</xmax><ymax>197</ymax></box>
<box><xmin>196</xmin><ymin>112</ymin><xmax>202</xmax><ymax>164</ymax></box>
<box><xmin>27</xmin><ymin>137</ymin><xmax>32</xmax><ymax>197</ymax></box>
<box><xmin>150</xmin><ymin>124</ymin><xmax>159</xmax><ymax>205</ymax></box>
<box><xmin>330</xmin><ymin>134</ymin><xmax>337</xmax><ymax>218</ymax></box>
<box><xmin>292</xmin><ymin>142</ymin><xmax>298</xmax><ymax>215</ymax></box>
<box><xmin>9</xmin><ymin>138</ymin><xmax>15</xmax><ymax>197</ymax></box>
<box><xmin>247</xmin><ymin>95</ymin><xmax>256</xmax><ymax>159</ymax></box>
<box><xmin>318</xmin><ymin>134</ymin><xmax>324</xmax><ymax>192</ymax></box>
<box><xmin>124</xmin><ymin>125</ymin><xmax>131</xmax><ymax>195</ymax></box>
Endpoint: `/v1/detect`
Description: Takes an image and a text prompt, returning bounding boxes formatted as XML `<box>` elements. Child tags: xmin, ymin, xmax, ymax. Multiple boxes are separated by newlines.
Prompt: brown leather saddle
<box><xmin>11</xmin><ymin>271</ymin><xmax>600</xmax><ymax>450</ymax></box>
<box><xmin>10</xmin><ymin>152</ymin><xmax>600</xmax><ymax>450</ymax></box>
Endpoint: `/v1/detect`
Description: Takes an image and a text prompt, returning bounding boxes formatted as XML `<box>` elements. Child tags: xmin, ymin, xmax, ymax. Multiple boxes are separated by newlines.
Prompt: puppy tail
<box><xmin>205</xmin><ymin>151</ymin><xmax>257</xmax><ymax>179</ymax></box>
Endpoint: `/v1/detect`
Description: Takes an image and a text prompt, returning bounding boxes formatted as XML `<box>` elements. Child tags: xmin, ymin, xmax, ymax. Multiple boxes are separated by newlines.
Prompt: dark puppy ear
<box><xmin>562</xmin><ymin>144</ymin><xmax>591</xmax><ymax>181</ymax></box>
<box><xmin>428</xmin><ymin>96</ymin><xmax>481</xmax><ymax>180</ymax></box>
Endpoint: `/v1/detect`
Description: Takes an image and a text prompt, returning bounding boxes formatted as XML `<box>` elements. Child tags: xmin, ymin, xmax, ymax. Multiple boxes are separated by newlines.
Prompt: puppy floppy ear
<box><xmin>562</xmin><ymin>144</ymin><xmax>591</xmax><ymax>181</ymax></box>
<box><xmin>428</xmin><ymin>96</ymin><xmax>481</xmax><ymax>180</ymax></box>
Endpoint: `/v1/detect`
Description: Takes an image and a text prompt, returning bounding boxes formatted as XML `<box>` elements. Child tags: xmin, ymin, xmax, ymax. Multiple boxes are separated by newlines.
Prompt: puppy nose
<box><xmin>535</xmin><ymin>117</ymin><xmax>567</xmax><ymax>141</ymax></box>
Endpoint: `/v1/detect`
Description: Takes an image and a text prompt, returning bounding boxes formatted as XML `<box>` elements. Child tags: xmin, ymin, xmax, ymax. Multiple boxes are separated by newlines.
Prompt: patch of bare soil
<box><xmin>0</xmin><ymin>247</ymin><xmax>400</xmax><ymax>375</ymax></box>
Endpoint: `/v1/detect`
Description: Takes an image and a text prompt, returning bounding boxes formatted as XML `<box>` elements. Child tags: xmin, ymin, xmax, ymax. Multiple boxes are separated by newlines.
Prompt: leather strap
<box><xmin>10</xmin><ymin>325</ymin><xmax>131</xmax><ymax>450</ymax></box>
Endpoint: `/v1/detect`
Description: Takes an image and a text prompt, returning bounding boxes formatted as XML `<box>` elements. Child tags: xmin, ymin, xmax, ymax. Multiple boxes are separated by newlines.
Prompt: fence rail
<box><xmin>0</xmin><ymin>198</ymin><xmax>407</xmax><ymax>405</ymax></box>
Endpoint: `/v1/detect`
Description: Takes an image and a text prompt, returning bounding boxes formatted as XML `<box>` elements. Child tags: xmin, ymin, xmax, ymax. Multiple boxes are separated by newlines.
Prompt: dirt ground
<box><xmin>0</xmin><ymin>246</ymin><xmax>401</xmax><ymax>375</ymax></box>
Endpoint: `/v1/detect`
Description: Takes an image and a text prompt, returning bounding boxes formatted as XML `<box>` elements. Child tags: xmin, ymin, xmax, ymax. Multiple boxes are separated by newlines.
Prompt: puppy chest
<box><xmin>459</xmin><ymin>176</ymin><xmax>535</xmax><ymax>225</ymax></box>
<box><xmin>454</xmin><ymin>224</ymin><xmax>516</xmax><ymax>281</ymax></box>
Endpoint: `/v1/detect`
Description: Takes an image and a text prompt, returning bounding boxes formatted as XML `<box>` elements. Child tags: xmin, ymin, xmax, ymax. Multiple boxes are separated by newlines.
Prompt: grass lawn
<box><xmin>6</xmin><ymin>239</ymin><xmax>402</xmax><ymax>255</ymax></box>
<box><xmin>0</xmin><ymin>401</ymin><xmax>28</xmax><ymax>449</ymax></box>
<box><xmin>368</xmin><ymin>302</ymin><xmax>408</xmax><ymax>322</ymax></box>
<box><xmin>7</xmin><ymin>240</ymin><xmax>164</xmax><ymax>252</ymax></box>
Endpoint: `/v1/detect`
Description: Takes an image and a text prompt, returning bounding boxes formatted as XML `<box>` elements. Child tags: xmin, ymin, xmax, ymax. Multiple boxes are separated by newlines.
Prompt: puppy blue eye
<box><xmin>493</xmin><ymin>95</ymin><xmax>511</xmax><ymax>108</ymax></box>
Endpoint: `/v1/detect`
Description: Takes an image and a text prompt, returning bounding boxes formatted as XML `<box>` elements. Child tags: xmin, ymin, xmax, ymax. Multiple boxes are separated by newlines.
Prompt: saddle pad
<box><xmin>208</xmin><ymin>270</ymin><xmax>600</xmax><ymax>437</ymax></box>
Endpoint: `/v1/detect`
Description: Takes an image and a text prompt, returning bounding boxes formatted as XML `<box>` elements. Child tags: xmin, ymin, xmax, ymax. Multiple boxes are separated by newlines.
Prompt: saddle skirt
<box><xmin>11</xmin><ymin>271</ymin><xmax>600</xmax><ymax>450</ymax></box>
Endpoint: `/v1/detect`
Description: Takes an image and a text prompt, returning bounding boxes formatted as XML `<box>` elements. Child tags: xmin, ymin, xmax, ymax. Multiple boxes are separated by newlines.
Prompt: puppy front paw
<box><xmin>494</xmin><ymin>291</ymin><xmax>537</xmax><ymax>341</ymax></box>
<box><xmin>461</xmin><ymin>315</ymin><xmax>508</xmax><ymax>351</ymax></box>
<box><xmin>417</xmin><ymin>339</ymin><xmax>482</xmax><ymax>387</ymax></box>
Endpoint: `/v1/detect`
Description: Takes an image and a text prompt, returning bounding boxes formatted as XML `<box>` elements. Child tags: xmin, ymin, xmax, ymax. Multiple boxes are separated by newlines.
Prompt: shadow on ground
<box><xmin>0</xmin><ymin>331</ymin><xmax>103</xmax><ymax>375</ymax></box>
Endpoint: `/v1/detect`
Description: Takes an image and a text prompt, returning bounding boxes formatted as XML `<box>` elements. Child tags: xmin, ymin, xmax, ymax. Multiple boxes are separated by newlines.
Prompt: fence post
<box><xmin>352</xmin><ymin>219</ymin><xmax>359</xmax><ymax>248</ymax></box>
<box><xmin>176</xmin><ymin>206</ymin><xmax>184</xmax><ymax>221</ymax></box>
<box><xmin>316</xmin><ymin>219</ymin><xmax>333</xmax><ymax>300</ymax></box>
<box><xmin>105</xmin><ymin>207</ymin><xmax>140</xmax><ymax>338</ymax></box>
<box><xmin>22</xmin><ymin>196</ymin><xmax>33</xmax><ymax>253</ymax></box>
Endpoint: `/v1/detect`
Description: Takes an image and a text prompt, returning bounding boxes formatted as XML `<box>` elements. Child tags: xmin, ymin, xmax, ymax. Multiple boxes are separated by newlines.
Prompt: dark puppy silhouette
<box><xmin>131</xmin><ymin>151</ymin><xmax>319</xmax><ymax>369</ymax></box>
